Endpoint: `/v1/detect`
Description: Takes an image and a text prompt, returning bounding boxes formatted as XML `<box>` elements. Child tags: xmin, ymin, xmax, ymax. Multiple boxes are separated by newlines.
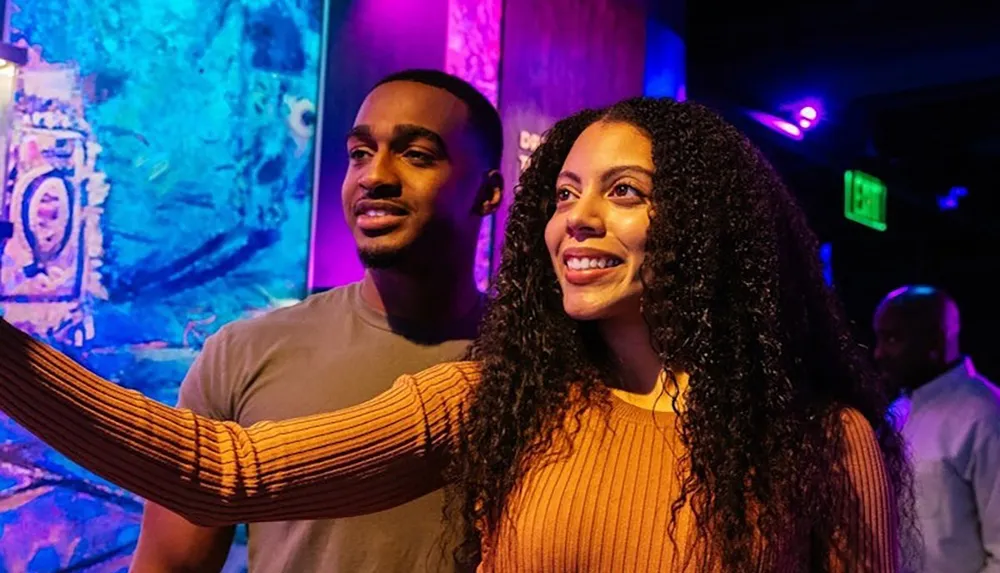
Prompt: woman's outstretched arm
<box><xmin>0</xmin><ymin>320</ymin><xmax>475</xmax><ymax>526</ymax></box>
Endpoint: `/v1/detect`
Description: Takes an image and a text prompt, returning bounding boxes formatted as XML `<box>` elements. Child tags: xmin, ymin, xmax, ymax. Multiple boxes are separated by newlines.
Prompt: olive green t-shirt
<box><xmin>177</xmin><ymin>282</ymin><xmax>479</xmax><ymax>573</ymax></box>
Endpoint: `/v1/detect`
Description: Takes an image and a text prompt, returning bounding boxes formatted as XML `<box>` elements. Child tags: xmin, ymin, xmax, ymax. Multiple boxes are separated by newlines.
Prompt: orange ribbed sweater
<box><xmin>0</xmin><ymin>322</ymin><xmax>897</xmax><ymax>571</ymax></box>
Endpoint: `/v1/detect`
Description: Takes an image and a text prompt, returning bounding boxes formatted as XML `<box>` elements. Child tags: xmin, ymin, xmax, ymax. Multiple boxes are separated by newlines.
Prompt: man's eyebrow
<box><xmin>391</xmin><ymin>124</ymin><xmax>450</xmax><ymax>158</ymax></box>
<box><xmin>346</xmin><ymin>125</ymin><xmax>373</xmax><ymax>142</ymax></box>
<box><xmin>346</xmin><ymin>124</ymin><xmax>451</xmax><ymax>159</ymax></box>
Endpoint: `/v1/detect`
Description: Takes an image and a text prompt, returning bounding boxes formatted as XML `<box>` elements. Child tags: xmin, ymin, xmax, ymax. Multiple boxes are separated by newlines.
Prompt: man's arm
<box><xmin>130</xmin><ymin>331</ymin><xmax>237</xmax><ymax>573</ymax></box>
<box><xmin>970</xmin><ymin>416</ymin><xmax>1000</xmax><ymax>572</ymax></box>
<box><xmin>132</xmin><ymin>504</ymin><xmax>235</xmax><ymax>572</ymax></box>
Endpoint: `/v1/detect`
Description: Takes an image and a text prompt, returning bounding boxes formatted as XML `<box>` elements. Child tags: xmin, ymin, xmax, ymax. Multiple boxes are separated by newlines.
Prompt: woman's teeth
<box><xmin>565</xmin><ymin>256</ymin><xmax>623</xmax><ymax>270</ymax></box>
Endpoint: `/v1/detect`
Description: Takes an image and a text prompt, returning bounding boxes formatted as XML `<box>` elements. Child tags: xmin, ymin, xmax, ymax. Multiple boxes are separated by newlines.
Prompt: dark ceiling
<box><xmin>687</xmin><ymin>2</ymin><xmax>1000</xmax><ymax>101</ymax></box>
<box><xmin>683</xmin><ymin>1</ymin><xmax>1000</xmax><ymax>375</ymax></box>
<box><xmin>685</xmin><ymin>1</ymin><xmax>1000</xmax><ymax>230</ymax></box>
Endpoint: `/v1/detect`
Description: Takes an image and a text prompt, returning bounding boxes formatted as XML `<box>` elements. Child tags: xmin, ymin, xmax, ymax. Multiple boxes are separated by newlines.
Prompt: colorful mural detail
<box><xmin>445</xmin><ymin>0</ymin><xmax>502</xmax><ymax>292</ymax></box>
<box><xmin>2</xmin><ymin>62</ymin><xmax>108</xmax><ymax>347</ymax></box>
<box><xmin>0</xmin><ymin>0</ymin><xmax>322</xmax><ymax>570</ymax></box>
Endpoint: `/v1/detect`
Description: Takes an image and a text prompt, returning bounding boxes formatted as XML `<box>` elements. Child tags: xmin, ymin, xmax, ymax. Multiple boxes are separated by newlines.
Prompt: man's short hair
<box><xmin>375</xmin><ymin>70</ymin><xmax>503</xmax><ymax>170</ymax></box>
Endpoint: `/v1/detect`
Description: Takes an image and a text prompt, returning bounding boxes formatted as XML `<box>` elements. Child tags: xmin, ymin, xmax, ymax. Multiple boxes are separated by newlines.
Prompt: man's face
<box><xmin>873</xmin><ymin>304</ymin><xmax>939</xmax><ymax>393</ymax></box>
<box><xmin>341</xmin><ymin>81</ymin><xmax>487</xmax><ymax>268</ymax></box>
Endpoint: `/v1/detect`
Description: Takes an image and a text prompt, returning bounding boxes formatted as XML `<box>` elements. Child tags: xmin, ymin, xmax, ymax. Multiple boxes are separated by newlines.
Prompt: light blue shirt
<box><xmin>891</xmin><ymin>358</ymin><xmax>1000</xmax><ymax>572</ymax></box>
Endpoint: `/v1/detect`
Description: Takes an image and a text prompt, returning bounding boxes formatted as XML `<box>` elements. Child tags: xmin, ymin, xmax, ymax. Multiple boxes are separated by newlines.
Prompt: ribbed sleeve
<box><xmin>0</xmin><ymin>320</ymin><xmax>473</xmax><ymax>526</ymax></box>
<box><xmin>829</xmin><ymin>408</ymin><xmax>899</xmax><ymax>572</ymax></box>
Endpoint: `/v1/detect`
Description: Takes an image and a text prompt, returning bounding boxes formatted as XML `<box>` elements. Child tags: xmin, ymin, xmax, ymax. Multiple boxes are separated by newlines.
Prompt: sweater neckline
<box><xmin>607</xmin><ymin>392</ymin><xmax>679</xmax><ymax>426</ymax></box>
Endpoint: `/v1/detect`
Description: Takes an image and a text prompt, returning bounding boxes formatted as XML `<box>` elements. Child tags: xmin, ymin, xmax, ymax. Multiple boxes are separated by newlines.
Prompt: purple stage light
<box><xmin>747</xmin><ymin>110</ymin><xmax>803</xmax><ymax>140</ymax></box>
<box><xmin>937</xmin><ymin>186</ymin><xmax>968</xmax><ymax>211</ymax></box>
<box><xmin>780</xmin><ymin>99</ymin><xmax>823</xmax><ymax>131</ymax></box>
<box><xmin>938</xmin><ymin>196</ymin><xmax>959</xmax><ymax>210</ymax></box>
<box><xmin>775</xmin><ymin>120</ymin><xmax>803</xmax><ymax>138</ymax></box>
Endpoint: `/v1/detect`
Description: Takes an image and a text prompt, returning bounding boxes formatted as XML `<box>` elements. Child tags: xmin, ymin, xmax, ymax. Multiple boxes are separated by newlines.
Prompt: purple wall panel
<box><xmin>309</xmin><ymin>0</ymin><xmax>450</xmax><ymax>290</ymax></box>
<box><xmin>492</xmin><ymin>0</ymin><xmax>649</xmax><ymax>268</ymax></box>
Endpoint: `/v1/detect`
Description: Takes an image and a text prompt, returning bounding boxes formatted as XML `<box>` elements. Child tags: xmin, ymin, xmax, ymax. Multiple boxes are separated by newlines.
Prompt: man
<box><xmin>130</xmin><ymin>69</ymin><xmax>503</xmax><ymax>573</ymax></box>
<box><xmin>874</xmin><ymin>285</ymin><xmax>1000</xmax><ymax>572</ymax></box>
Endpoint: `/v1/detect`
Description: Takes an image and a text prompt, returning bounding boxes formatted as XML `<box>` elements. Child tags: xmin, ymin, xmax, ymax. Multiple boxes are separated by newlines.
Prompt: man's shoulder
<box><xmin>943</xmin><ymin>367</ymin><xmax>1000</xmax><ymax>415</ymax></box>
<box><xmin>214</xmin><ymin>284</ymin><xmax>357</xmax><ymax>345</ymax></box>
<box><xmin>964</xmin><ymin>375</ymin><xmax>1000</xmax><ymax>429</ymax></box>
<box><xmin>917</xmin><ymin>365</ymin><xmax>1000</xmax><ymax>443</ymax></box>
<box><xmin>181</xmin><ymin>284</ymin><xmax>361</xmax><ymax>418</ymax></box>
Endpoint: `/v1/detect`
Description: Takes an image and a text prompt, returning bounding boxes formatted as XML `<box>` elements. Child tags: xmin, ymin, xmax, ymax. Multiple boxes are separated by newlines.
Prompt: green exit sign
<box><xmin>844</xmin><ymin>170</ymin><xmax>887</xmax><ymax>231</ymax></box>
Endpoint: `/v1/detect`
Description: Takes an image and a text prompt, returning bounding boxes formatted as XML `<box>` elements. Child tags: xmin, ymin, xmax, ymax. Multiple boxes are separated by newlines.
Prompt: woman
<box><xmin>0</xmin><ymin>98</ymin><xmax>913</xmax><ymax>572</ymax></box>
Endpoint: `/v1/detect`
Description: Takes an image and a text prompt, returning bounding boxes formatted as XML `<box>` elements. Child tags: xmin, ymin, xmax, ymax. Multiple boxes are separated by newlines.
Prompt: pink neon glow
<box><xmin>799</xmin><ymin>118</ymin><xmax>812</xmax><ymax>129</ymax></box>
<box><xmin>799</xmin><ymin>106</ymin><xmax>817</xmax><ymax>120</ymax></box>
<box><xmin>445</xmin><ymin>0</ymin><xmax>502</xmax><ymax>292</ymax></box>
<box><xmin>776</xmin><ymin>120</ymin><xmax>802</xmax><ymax>137</ymax></box>
<box><xmin>445</xmin><ymin>0</ymin><xmax>502</xmax><ymax>106</ymax></box>
<box><xmin>747</xmin><ymin>110</ymin><xmax>803</xmax><ymax>140</ymax></box>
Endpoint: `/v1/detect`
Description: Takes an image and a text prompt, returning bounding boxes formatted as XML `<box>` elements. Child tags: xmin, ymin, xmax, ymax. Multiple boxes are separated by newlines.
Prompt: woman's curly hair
<box><xmin>447</xmin><ymin>97</ymin><xmax>915</xmax><ymax>571</ymax></box>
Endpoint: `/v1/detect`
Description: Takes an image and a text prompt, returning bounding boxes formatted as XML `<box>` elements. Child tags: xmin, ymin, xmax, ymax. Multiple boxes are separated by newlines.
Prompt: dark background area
<box><xmin>685</xmin><ymin>2</ymin><xmax>1000</xmax><ymax>377</ymax></box>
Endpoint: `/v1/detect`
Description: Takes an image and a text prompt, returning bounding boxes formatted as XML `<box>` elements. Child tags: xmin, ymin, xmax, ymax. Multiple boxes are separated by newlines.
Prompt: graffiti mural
<box><xmin>0</xmin><ymin>0</ymin><xmax>322</xmax><ymax>571</ymax></box>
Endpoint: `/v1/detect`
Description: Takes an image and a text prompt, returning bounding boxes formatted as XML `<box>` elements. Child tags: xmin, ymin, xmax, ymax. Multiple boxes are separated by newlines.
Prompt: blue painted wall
<box><xmin>0</xmin><ymin>0</ymin><xmax>322</xmax><ymax>570</ymax></box>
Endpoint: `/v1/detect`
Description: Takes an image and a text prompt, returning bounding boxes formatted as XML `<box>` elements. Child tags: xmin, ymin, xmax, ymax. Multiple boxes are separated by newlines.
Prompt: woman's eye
<box><xmin>612</xmin><ymin>183</ymin><xmax>641</xmax><ymax>198</ymax></box>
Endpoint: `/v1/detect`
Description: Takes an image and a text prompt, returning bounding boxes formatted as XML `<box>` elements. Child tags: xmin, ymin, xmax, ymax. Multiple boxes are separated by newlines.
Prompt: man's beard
<box><xmin>357</xmin><ymin>243</ymin><xmax>411</xmax><ymax>269</ymax></box>
<box><xmin>357</xmin><ymin>220</ymin><xmax>454</xmax><ymax>270</ymax></box>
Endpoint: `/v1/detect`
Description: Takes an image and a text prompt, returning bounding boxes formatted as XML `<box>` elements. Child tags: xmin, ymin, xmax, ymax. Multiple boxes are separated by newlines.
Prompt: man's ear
<box><xmin>473</xmin><ymin>170</ymin><xmax>504</xmax><ymax>216</ymax></box>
